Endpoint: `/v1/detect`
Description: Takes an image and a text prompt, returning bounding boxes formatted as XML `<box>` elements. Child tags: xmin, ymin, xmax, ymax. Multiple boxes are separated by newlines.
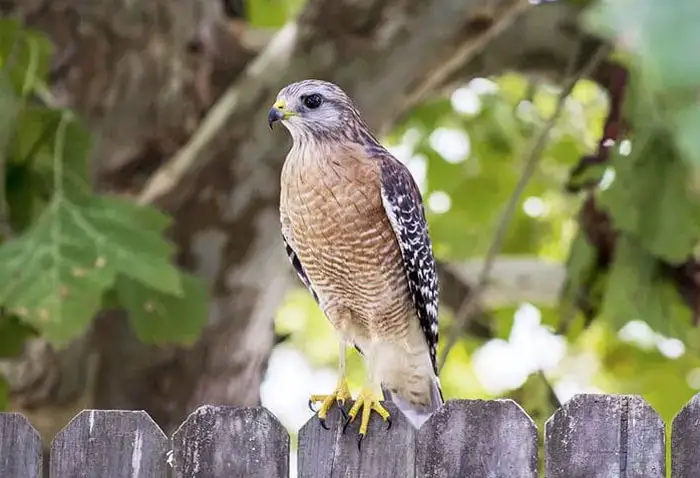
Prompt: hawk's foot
<box><xmin>308</xmin><ymin>376</ymin><xmax>352</xmax><ymax>429</ymax></box>
<box><xmin>342</xmin><ymin>386</ymin><xmax>391</xmax><ymax>450</ymax></box>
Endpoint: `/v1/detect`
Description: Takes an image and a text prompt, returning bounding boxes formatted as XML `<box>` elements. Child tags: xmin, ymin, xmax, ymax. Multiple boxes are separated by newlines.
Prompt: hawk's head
<box><xmin>268</xmin><ymin>79</ymin><xmax>366</xmax><ymax>142</ymax></box>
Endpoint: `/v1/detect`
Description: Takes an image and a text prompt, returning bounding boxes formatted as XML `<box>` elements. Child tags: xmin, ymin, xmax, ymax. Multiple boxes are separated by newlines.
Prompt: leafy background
<box><xmin>1</xmin><ymin>0</ymin><xmax>700</xmax><ymax>475</ymax></box>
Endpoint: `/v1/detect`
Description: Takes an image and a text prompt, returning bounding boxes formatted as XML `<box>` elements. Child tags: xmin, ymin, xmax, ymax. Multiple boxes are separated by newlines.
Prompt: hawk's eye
<box><xmin>303</xmin><ymin>94</ymin><xmax>323</xmax><ymax>109</ymax></box>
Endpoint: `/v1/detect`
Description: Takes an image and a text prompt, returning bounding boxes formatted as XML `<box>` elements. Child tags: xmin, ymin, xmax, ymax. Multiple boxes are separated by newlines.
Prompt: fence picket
<box><xmin>172</xmin><ymin>405</ymin><xmax>289</xmax><ymax>478</ymax></box>
<box><xmin>50</xmin><ymin>409</ymin><xmax>168</xmax><ymax>477</ymax></box>
<box><xmin>0</xmin><ymin>412</ymin><xmax>42</xmax><ymax>478</ymax></box>
<box><xmin>545</xmin><ymin>394</ymin><xmax>665</xmax><ymax>477</ymax></box>
<box><xmin>417</xmin><ymin>399</ymin><xmax>537</xmax><ymax>477</ymax></box>
<box><xmin>298</xmin><ymin>402</ymin><xmax>415</xmax><ymax>478</ymax></box>
<box><xmin>0</xmin><ymin>393</ymin><xmax>692</xmax><ymax>476</ymax></box>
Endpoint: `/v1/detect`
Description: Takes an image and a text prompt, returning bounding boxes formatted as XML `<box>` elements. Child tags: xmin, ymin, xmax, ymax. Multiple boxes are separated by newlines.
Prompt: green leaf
<box><xmin>495</xmin><ymin>73</ymin><xmax>529</xmax><ymax>105</ymax></box>
<box><xmin>7</xmin><ymin>105</ymin><xmax>59</xmax><ymax>165</ymax></box>
<box><xmin>0</xmin><ymin>377</ymin><xmax>9</xmax><ymax>411</ymax></box>
<box><xmin>601</xmin><ymin>235</ymin><xmax>690</xmax><ymax>335</ymax></box>
<box><xmin>583</xmin><ymin>0</ymin><xmax>700</xmax><ymax>91</ymax></box>
<box><xmin>68</xmin><ymin>196</ymin><xmax>183</xmax><ymax>295</ymax></box>
<box><xmin>0</xmin><ymin>196</ymin><xmax>183</xmax><ymax>347</ymax></box>
<box><xmin>7</xmin><ymin>107</ymin><xmax>91</xmax><ymax>203</ymax></box>
<box><xmin>0</xmin><ymin>314</ymin><xmax>36</xmax><ymax>358</ymax></box>
<box><xmin>491</xmin><ymin>306</ymin><xmax>517</xmax><ymax>340</ymax></box>
<box><xmin>0</xmin><ymin>216</ymin><xmax>115</xmax><ymax>347</ymax></box>
<box><xmin>561</xmin><ymin>231</ymin><xmax>598</xmax><ymax>306</ymax></box>
<box><xmin>672</xmin><ymin>104</ymin><xmax>700</xmax><ymax>165</ymax></box>
<box><xmin>248</xmin><ymin>0</ymin><xmax>289</xmax><ymax>28</ymax></box>
<box><xmin>53</xmin><ymin>112</ymin><xmax>92</xmax><ymax>198</ymax></box>
<box><xmin>599</xmin><ymin>137</ymin><xmax>700</xmax><ymax>263</ymax></box>
<box><xmin>5</xmin><ymin>164</ymin><xmax>51</xmax><ymax>232</ymax></box>
<box><xmin>565</xmin><ymin>158</ymin><xmax>608</xmax><ymax>191</ymax></box>
<box><xmin>0</xmin><ymin>19</ymin><xmax>54</xmax><ymax>95</ymax></box>
<box><xmin>0</xmin><ymin>71</ymin><xmax>20</xmax><ymax>156</ymax></box>
<box><xmin>117</xmin><ymin>273</ymin><xmax>208</xmax><ymax>345</ymax></box>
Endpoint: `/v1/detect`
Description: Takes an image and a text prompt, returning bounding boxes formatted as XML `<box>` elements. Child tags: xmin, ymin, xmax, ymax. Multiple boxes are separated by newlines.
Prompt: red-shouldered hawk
<box><xmin>269</xmin><ymin>79</ymin><xmax>442</xmax><ymax>445</ymax></box>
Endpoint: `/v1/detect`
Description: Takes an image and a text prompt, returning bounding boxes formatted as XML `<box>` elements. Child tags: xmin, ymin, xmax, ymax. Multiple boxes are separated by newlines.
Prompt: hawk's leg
<box><xmin>309</xmin><ymin>341</ymin><xmax>351</xmax><ymax>429</ymax></box>
<box><xmin>342</xmin><ymin>347</ymin><xmax>391</xmax><ymax>449</ymax></box>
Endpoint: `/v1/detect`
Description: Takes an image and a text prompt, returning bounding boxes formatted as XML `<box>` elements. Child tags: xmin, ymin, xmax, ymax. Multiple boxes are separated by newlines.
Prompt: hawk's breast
<box><xmin>280</xmin><ymin>144</ymin><xmax>413</xmax><ymax>339</ymax></box>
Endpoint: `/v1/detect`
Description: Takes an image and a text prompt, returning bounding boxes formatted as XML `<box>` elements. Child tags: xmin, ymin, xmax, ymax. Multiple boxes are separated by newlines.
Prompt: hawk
<box><xmin>269</xmin><ymin>79</ymin><xmax>442</xmax><ymax>443</ymax></box>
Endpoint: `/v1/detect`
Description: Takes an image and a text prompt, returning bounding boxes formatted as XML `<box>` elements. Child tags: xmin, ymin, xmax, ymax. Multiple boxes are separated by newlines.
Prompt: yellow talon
<box><xmin>309</xmin><ymin>376</ymin><xmax>352</xmax><ymax>427</ymax></box>
<box><xmin>344</xmin><ymin>386</ymin><xmax>391</xmax><ymax>440</ymax></box>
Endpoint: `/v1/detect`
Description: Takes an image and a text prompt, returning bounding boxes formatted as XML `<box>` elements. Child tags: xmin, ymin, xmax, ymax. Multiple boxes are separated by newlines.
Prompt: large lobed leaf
<box><xmin>0</xmin><ymin>23</ymin><xmax>209</xmax><ymax>349</ymax></box>
<box><xmin>583</xmin><ymin>0</ymin><xmax>700</xmax><ymax>92</ymax></box>
<box><xmin>599</xmin><ymin>136</ymin><xmax>700</xmax><ymax>264</ymax></box>
<box><xmin>584</xmin><ymin>0</ymin><xmax>700</xmax><ymax>166</ymax></box>
<box><xmin>0</xmin><ymin>196</ymin><xmax>185</xmax><ymax>346</ymax></box>
<box><xmin>600</xmin><ymin>236</ymin><xmax>691</xmax><ymax>336</ymax></box>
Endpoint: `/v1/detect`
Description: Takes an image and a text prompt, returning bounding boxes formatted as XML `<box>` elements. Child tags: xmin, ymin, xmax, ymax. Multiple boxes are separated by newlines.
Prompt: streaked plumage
<box><xmin>271</xmin><ymin>79</ymin><xmax>442</xmax><ymax>431</ymax></box>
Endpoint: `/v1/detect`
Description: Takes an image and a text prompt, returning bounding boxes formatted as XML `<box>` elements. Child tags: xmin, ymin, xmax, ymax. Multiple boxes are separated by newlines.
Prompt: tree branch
<box><xmin>446</xmin><ymin>257</ymin><xmax>566</xmax><ymax>308</ymax></box>
<box><xmin>136</xmin><ymin>0</ymin><xmax>594</xmax><ymax>209</ymax></box>
<box><xmin>406</xmin><ymin>0</ymin><xmax>532</xmax><ymax>106</ymax></box>
<box><xmin>439</xmin><ymin>43</ymin><xmax>611</xmax><ymax>371</ymax></box>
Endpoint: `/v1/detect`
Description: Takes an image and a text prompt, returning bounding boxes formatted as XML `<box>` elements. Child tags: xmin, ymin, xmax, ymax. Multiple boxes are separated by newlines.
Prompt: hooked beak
<box><xmin>268</xmin><ymin>100</ymin><xmax>295</xmax><ymax>129</ymax></box>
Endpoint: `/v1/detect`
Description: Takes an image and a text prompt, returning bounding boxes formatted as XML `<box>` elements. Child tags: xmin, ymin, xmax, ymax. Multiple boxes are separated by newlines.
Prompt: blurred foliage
<box><xmin>248</xmin><ymin>0</ymin><xmax>306</xmax><ymax>27</ymax></box>
<box><xmin>0</xmin><ymin>20</ymin><xmax>209</xmax><ymax>405</ymax></box>
<box><xmin>270</xmin><ymin>0</ymin><xmax>700</xmax><ymax>456</ymax></box>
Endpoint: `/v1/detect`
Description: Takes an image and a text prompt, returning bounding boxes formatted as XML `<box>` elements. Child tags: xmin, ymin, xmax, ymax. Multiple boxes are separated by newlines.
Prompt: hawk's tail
<box><xmin>382</xmin><ymin>376</ymin><xmax>443</xmax><ymax>430</ymax></box>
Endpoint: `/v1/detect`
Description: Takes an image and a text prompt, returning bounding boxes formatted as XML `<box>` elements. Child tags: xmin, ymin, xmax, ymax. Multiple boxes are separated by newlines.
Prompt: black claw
<box><xmin>308</xmin><ymin>400</ymin><xmax>317</xmax><ymax>413</ymax></box>
<box><xmin>342</xmin><ymin>415</ymin><xmax>353</xmax><ymax>434</ymax></box>
<box><xmin>319</xmin><ymin>417</ymin><xmax>329</xmax><ymax>430</ymax></box>
<box><xmin>357</xmin><ymin>434</ymin><xmax>364</xmax><ymax>451</ymax></box>
<box><xmin>386</xmin><ymin>417</ymin><xmax>392</xmax><ymax>430</ymax></box>
<box><xmin>337</xmin><ymin>401</ymin><xmax>348</xmax><ymax>419</ymax></box>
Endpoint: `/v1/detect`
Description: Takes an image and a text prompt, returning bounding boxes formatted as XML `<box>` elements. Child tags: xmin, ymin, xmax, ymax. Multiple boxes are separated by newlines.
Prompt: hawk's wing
<box><xmin>281</xmin><ymin>232</ymin><xmax>319</xmax><ymax>304</ymax></box>
<box><xmin>379</xmin><ymin>154</ymin><xmax>440</xmax><ymax>375</ymax></box>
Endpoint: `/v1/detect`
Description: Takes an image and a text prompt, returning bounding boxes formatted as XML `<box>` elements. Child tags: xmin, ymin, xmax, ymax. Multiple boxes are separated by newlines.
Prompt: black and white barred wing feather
<box><xmin>379</xmin><ymin>155</ymin><xmax>441</xmax><ymax>379</ymax></box>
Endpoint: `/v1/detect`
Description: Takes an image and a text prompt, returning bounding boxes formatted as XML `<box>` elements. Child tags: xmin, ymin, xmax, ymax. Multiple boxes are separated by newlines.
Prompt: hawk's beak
<box><xmin>268</xmin><ymin>100</ymin><xmax>295</xmax><ymax>129</ymax></box>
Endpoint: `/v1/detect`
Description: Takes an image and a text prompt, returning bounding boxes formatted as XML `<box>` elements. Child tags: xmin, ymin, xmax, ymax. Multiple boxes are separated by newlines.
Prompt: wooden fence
<box><xmin>1</xmin><ymin>392</ymin><xmax>699</xmax><ymax>477</ymax></box>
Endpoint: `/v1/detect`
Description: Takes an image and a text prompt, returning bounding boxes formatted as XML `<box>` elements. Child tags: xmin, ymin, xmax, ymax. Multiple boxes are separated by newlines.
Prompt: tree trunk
<box><xmin>2</xmin><ymin>0</ymin><xmax>597</xmax><ymax>439</ymax></box>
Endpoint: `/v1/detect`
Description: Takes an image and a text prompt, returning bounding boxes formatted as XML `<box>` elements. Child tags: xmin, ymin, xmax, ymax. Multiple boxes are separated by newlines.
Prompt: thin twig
<box><xmin>438</xmin><ymin>44</ymin><xmax>611</xmax><ymax>371</ymax></box>
<box><xmin>408</xmin><ymin>0</ymin><xmax>532</xmax><ymax>106</ymax></box>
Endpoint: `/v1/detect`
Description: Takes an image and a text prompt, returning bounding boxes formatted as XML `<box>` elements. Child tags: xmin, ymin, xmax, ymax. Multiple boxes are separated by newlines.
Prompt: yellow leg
<box><xmin>343</xmin><ymin>385</ymin><xmax>391</xmax><ymax>448</ymax></box>
<box><xmin>308</xmin><ymin>341</ymin><xmax>352</xmax><ymax>428</ymax></box>
<box><xmin>308</xmin><ymin>376</ymin><xmax>351</xmax><ymax>427</ymax></box>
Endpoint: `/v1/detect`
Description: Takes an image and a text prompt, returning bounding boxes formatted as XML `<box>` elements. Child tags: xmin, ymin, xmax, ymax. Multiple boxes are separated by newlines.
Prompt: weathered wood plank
<box><xmin>672</xmin><ymin>392</ymin><xmax>700</xmax><ymax>477</ymax></box>
<box><xmin>416</xmin><ymin>399</ymin><xmax>537</xmax><ymax>477</ymax></box>
<box><xmin>50</xmin><ymin>409</ymin><xmax>168</xmax><ymax>477</ymax></box>
<box><xmin>545</xmin><ymin>394</ymin><xmax>665</xmax><ymax>478</ymax></box>
<box><xmin>0</xmin><ymin>413</ymin><xmax>42</xmax><ymax>478</ymax></box>
<box><xmin>298</xmin><ymin>401</ymin><xmax>415</xmax><ymax>478</ymax></box>
<box><xmin>172</xmin><ymin>405</ymin><xmax>289</xmax><ymax>478</ymax></box>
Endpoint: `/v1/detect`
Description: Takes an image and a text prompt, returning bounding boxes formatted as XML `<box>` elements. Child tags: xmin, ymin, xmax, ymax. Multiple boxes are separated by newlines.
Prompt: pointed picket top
<box><xmin>0</xmin><ymin>412</ymin><xmax>42</xmax><ymax>478</ymax></box>
<box><xmin>672</xmin><ymin>392</ymin><xmax>700</xmax><ymax>477</ymax></box>
<box><xmin>417</xmin><ymin>399</ymin><xmax>537</xmax><ymax>477</ymax></box>
<box><xmin>51</xmin><ymin>409</ymin><xmax>168</xmax><ymax>477</ymax></box>
<box><xmin>172</xmin><ymin>405</ymin><xmax>289</xmax><ymax>478</ymax></box>
<box><xmin>545</xmin><ymin>394</ymin><xmax>665</xmax><ymax>477</ymax></box>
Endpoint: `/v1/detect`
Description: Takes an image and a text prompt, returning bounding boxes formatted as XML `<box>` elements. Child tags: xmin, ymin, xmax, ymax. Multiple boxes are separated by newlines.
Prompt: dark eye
<box><xmin>303</xmin><ymin>94</ymin><xmax>323</xmax><ymax>109</ymax></box>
